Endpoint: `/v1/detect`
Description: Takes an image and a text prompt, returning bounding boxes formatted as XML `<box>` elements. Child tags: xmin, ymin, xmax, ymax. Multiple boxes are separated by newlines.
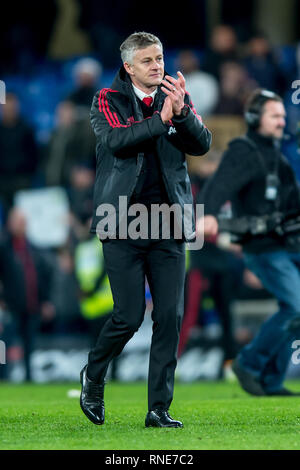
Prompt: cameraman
<box><xmin>199</xmin><ymin>89</ymin><xmax>300</xmax><ymax>396</ymax></box>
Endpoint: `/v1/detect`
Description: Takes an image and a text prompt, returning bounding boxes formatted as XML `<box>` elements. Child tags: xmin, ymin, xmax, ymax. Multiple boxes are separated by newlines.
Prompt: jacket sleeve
<box><xmin>90</xmin><ymin>89</ymin><xmax>168</xmax><ymax>158</ymax></box>
<box><xmin>198</xmin><ymin>141</ymin><xmax>258</xmax><ymax>215</ymax></box>
<box><xmin>171</xmin><ymin>93</ymin><xmax>212</xmax><ymax>156</ymax></box>
<box><xmin>280</xmin><ymin>155</ymin><xmax>300</xmax><ymax>212</ymax></box>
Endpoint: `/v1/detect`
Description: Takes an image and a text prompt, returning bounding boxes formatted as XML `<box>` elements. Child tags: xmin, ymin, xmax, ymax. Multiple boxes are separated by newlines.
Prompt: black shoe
<box><xmin>232</xmin><ymin>358</ymin><xmax>266</xmax><ymax>396</ymax></box>
<box><xmin>264</xmin><ymin>387</ymin><xmax>300</xmax><ymax>396</ymax></box>
<box><xmin>80</xmin><ymin>365</ymin><xmax>105</xmax><ymax>425</ymax></box>
<box><xmin>145</xmin><ymin>410</ymin><xmax>183</xmax><ymax>428</ymax></box>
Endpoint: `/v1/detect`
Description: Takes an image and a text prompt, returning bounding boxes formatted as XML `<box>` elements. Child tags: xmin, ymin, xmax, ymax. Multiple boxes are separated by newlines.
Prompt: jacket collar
<box><xmin>247</xmin><ymin>128</ymin><xmax>278</xmax><ymax>149</ymax></box>
<box><xmin>132</xmin><ymin>84</ymin><xmax>157</xmax><ymax>103</ymax></box>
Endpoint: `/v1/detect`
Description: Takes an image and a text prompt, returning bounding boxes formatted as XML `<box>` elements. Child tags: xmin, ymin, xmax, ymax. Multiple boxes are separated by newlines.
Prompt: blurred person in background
<box><xmin>44</xmin><ymin>100</ymin><xmax>95</xmax><ymax>187</ymax></box>
<box><xmin>0</xmin><ymin>208</ymin><xmax>55</xmax><ymax>381</ymax></box>
<box><xmin>244</xmin><ymin>32</ymin><xmax>287</xmax><ymax>96</ymax></box>
<box><xmin>179</xmin><ymin>151</ymin><xmax>239</xmax><ymax>362</ymax></box>
<box><xmin>0</xmin><ymin>93</ymin><xmax>39</xmax><ymax>214</ymax></box>
<box><xmin>202</xmin><ymin>25</ymin><xmax>240</xmax><ymax>82</ymax></box>
<box><xmin>213</xmin><ymin>61</ymin><xmax>256</xmax><ymax>115</ymax></box>
<box><xmin>48</xmin><ymin>246</ymin><xmax>82</xmax><ymax>335</ymax></box>
<box><xmin>67</xmin><ymin>164</ymin><xmax>95</xmax><ymax>242</ymax></box>
<box><xmin>199</xmin><ymin>89</ymin><xmax>300</xmax><ymax>396</ymax></box>
<box><xmin>175</xmin><ymin>49</ymin><xmax>219</xmax><ymax>117</ymax></box>
<box><xmin>67</xmin><ymin>57</ymin><xmax>102</xmax><ymax>117</ymax></box>
<box><xmin>73</xmin><ymin>217</ymin><xmax>114</xmax><ymax>352</ymax></box>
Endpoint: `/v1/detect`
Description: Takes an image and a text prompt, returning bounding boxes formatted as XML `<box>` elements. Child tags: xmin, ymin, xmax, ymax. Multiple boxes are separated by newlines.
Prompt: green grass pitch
<box><xmin>1</xmin><ymin>380</ymin><xmax>300</xmax><ymax>450</ymax></box>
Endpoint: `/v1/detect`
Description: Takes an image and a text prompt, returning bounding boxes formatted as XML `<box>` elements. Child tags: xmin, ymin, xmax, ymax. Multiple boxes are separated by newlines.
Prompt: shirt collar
<box><xmin>132</xmin><ymin>84</ymin><xmax>157</xmax><ymax>104</ymax></box>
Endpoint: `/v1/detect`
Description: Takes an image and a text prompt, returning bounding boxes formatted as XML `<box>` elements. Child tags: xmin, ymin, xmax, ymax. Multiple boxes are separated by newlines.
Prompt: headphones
<box><xmin>244</xmin><ymin>90</ymin><xmax>279</xmax><ymax>128</ymax></box>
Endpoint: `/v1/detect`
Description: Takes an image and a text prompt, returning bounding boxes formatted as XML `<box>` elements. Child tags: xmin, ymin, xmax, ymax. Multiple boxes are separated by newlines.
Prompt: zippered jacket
<box><xmin>90</xmin><ymin>66</ymin><xmax>212</xmax><ymax>239</ymax></box>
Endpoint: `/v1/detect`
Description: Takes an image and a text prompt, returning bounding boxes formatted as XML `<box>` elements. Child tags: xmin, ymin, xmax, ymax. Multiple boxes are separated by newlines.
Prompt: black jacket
<box><xmin>89</xmin><ymin>66</ymin><xmax>212</xmax><ymax>240</ymax></box>
<box><xmin>200</xmin><ymin>129</ymin><xmax>300</xmax><ymax>253</ymax></box>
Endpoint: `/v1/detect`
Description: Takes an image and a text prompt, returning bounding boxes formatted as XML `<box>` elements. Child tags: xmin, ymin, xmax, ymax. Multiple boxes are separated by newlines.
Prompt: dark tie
<box><xmin>142</xmin><ymin>96</ymin><xmax>153</xmax><ymax>107</ymax></box>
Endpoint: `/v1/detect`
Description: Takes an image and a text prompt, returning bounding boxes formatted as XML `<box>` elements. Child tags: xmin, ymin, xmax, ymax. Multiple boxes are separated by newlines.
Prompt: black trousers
<box><xmin>87</xmin><ymin>236</ymin><xmax>186</xmax><ymax>411</ymax></box>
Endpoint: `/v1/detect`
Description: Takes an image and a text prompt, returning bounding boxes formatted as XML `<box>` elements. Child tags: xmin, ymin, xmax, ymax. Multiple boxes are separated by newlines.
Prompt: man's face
<box><xmin>258</xmin><ymin>100</ymin><xmax>286</xmax><ymax>139</ymax></box>
<box><xmin>124</xmin><ymin>44</ymin><xmax>164</xmax><ymax>93</ymax></box>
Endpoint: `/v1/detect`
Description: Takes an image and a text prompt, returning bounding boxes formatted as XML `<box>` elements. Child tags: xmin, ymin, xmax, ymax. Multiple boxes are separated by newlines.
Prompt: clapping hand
<box><xmin>161</xmin><ymin>71</ymin><xmax>186</xmax><ymax>116</ymax></box>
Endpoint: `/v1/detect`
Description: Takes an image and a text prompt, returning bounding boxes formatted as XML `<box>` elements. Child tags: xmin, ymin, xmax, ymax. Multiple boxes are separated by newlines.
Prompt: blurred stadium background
<box><xmin>0</xmin><ymin>0</ymin><xmax>300</xmax><ymax>385</ymax></box>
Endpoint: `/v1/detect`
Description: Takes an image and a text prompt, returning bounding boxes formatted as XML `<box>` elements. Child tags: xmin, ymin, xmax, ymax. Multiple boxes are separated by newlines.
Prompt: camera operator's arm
<box><xmin>197</xmin><ymin>214</ymin><xmax>219</xmax><ymax>237</ymax></box>
<box><xmin>197</xmin><ymin>140</ymin><xmax>259</xmax><ymax>236</ymax></box>
<box><xmin>201</xmin><ymin>142</ymin><xmax>257</xmax><ymax>213</ymax></box>
<box><xmin>280</xmin><ymin>154</ymin><xmax>300</xmax><ymax>212</ymax></box>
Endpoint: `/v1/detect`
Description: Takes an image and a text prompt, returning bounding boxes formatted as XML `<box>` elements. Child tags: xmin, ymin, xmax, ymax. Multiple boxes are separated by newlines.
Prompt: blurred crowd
<box><xmin>1</xmin><ymin>21</ymin><xmax>300</xmax><ymax>381</ymax></box>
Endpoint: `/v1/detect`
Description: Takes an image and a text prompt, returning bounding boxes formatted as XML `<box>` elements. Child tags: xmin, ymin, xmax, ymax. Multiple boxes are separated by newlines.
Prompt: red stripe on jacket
<box><xmin>97</xmin><ymin>88</ymin><xmax>161</xmax><ymax>128</ymax></box>
<box><xmin>98</xmin><ymin>88</ymin><xmax>129</xmax><ymax>128</ymax></box>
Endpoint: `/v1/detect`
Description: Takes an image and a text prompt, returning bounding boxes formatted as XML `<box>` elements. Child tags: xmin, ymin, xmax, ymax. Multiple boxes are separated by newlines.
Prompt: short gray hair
<box><xmin>120</xmin><ymin>32</ymin><xmax>163</xmax><ymax>64</ymax></box>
